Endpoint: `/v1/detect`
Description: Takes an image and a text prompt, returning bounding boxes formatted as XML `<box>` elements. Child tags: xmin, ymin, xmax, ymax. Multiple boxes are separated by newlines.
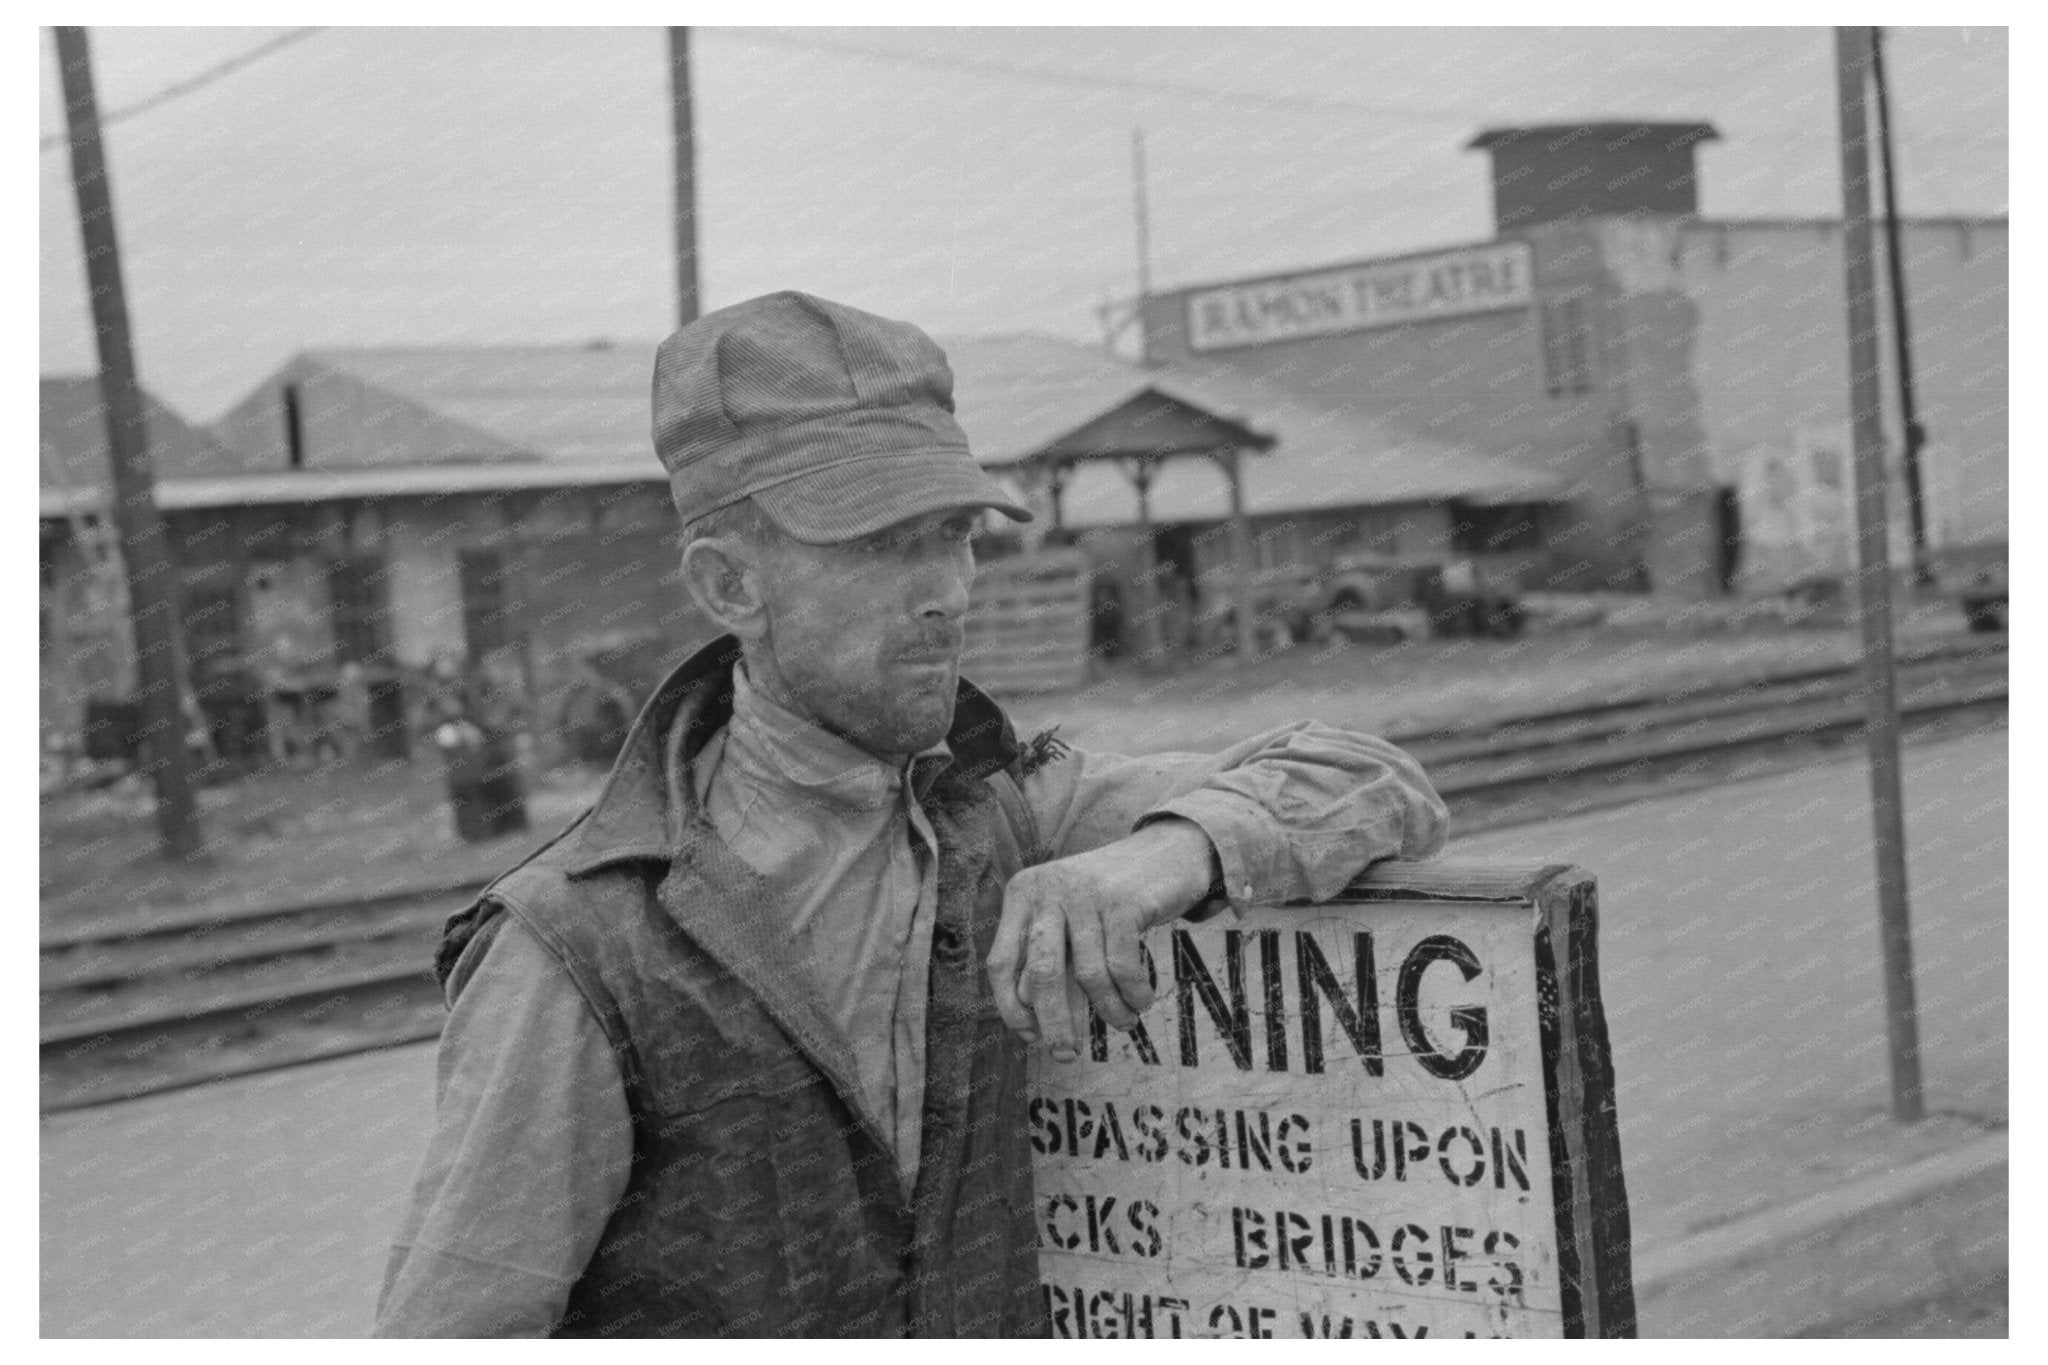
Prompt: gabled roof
<box><xmin>40</xmin><ymin>376</ymin><xmax>257</xmax><ymax>510</ymax></box>
<box><xmin>309</xmin><ymin>345</ymin><xmax>660</xmax><ymax>464</ymax></box>
<box><xmin>941</xmin><ymin>333</ymin><xmax>1275</xmax><ymax>465</ymax></box>
<box><xmin>113</xmin><ymin>332</ymin><xmax>1556</xmax><ymax>522</ymax></box>
<box><xmin>939</xmin><ymin>334</ymin><xmax>1563</xmax><ymax>525</ymax></box>
<box><xmin>206</xmin><ymin>344</ymin><xmax>665</xmax><ymax>472</ymax></box>
<box><xmin>1036</xmin><ymin>389</ymin><xmax>1272</xmax><ymax>462</ymax></box>
<box><xmin>207</xmin><ymin>336</ymin><xmax>1262</xmax><ymax>476</ymax></box>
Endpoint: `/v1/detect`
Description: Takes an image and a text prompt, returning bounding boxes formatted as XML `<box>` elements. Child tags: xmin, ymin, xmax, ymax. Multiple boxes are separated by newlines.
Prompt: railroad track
<box><xmin>39</xmin><ymin>639</ymin><xmax>2006</xmax><ymax>1114</ymax></box>
<box><xmin>40</xmin><ymin>886</ymin><xmax>473</xmax><ymax>1113</ymax></box>
<box><xmin>1403</xmin><ymin>638</ymin><xmax>2008</xmax><ymax>829</ymax></box>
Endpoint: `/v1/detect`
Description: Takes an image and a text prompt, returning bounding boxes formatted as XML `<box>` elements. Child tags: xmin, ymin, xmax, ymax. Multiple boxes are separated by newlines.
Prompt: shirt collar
<box><xmin>720</xmin><ymin>663</ymin><xmax>954</xmax><ymax>813</ymax></box>
<box><xmin>558</xmin><ymin>635</ymin><xmax>1016</xmax><ymax>879</ymax></box>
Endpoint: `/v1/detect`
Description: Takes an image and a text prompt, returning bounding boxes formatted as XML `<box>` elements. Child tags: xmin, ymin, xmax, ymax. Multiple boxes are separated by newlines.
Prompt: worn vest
<box><xmin>437</xmin><ymin>644</ymin><xmax>1051</xmax><ymax>1338</ymax></box>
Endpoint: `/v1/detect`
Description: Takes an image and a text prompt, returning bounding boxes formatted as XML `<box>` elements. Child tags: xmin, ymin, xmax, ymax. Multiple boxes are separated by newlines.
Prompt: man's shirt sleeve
<box><xmin>1021</xmin><ymin>720</ymin><xmax>1449</xmax><ymax>905</ymax></box>
<box><xmin>373</xmin><ymin>914</ymin><xmax>632</xmax><ymax>1337</ymax></box>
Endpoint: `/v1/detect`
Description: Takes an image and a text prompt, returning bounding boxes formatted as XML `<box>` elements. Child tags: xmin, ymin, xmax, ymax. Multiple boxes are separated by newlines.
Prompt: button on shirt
<box><xmin>691</xmin><ymin>664</ymin><xmax>951</xmax><ymax>1190</ymax></box>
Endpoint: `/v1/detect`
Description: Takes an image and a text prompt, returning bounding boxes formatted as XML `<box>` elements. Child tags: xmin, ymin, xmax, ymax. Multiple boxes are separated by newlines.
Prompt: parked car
<box><xmin>1926</xmin><ymin>540</ymin><xmax>2007</xmax><ymax>634</ymax></box>
<box><xmin>1202</xmin><ymin>553</ymin><xmax>1525</xmax><ymax>647</ymax></box>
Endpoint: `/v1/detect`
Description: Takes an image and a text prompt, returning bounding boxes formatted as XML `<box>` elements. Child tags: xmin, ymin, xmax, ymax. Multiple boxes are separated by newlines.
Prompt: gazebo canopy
<box><xmin>1032</xmin><ymin>388</ymin><xmax>1275</xmax><ymax>464</ymax></box>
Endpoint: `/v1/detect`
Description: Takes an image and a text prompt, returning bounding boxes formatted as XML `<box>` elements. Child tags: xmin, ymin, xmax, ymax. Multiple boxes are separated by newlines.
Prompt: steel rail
<box><xmin>40</xmin><ymin>646</ymin><xmax>2006</xmax><ymax>1113</ymax></box>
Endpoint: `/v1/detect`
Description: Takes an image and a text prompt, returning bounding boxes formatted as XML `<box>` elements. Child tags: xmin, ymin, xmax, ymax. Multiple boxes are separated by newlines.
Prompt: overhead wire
<box><xmin>709</xmin><ymin>28</ymin><xmax>1482</xmax><ymax>125</ymax></box>
<box><xmin>40</xmin><ymin>26</ymin><xmax>326</xmax><ymax>152</ymax></box>
<box><xmin>42</xmin><ymin>26</ymin><xmax>1721</xmax><ymax>151</ymax></box>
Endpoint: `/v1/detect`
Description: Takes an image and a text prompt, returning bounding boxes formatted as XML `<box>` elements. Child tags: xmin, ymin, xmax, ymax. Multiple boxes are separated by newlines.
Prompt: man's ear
<box><xmin>679</xmin><ymin>537</ymin><xmax>771</xmax><ymax>639</ymax></box>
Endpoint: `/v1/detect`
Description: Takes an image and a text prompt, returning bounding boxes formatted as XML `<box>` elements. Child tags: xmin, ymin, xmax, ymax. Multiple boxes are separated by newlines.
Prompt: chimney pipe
<box><xmin>282</xmin><ymin>383</ymin><xmax>305</xmax><ymax>469</ymax></box>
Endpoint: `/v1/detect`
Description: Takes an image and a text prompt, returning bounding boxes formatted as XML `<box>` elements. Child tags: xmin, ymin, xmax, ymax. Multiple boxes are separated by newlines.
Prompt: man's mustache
<box><xmin>895</xmin><ymin>626</ymin><xmax>965</xmax><ymax>662</ymax></box>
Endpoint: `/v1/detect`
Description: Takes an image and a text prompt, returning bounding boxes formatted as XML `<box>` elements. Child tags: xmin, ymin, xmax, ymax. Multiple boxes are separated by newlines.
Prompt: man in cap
<box><xmin>376</xmin><ymin>292</ymin><xmax>1447</xmax><ymax>1337</ymax></box>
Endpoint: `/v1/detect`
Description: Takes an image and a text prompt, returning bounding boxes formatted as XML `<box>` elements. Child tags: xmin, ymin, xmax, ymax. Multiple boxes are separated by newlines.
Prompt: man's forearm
<box><xmin>1026</xmin><ymin>721</ymin><xmax>1448</xmax><ymax>903</ymax></box>
<box><xmin>994</xmin><ymin>722</ymin><xmax>1447</xmax><ymax>1055</ymax></box>
<box><xmin>1128</xmin><ymin>815</ymin><xmax>1228</xmax><ymax>922</ymax></box>
<box><xmin>1129</xmin><ymin>816</ymin><xmax>1226</xmax><ymax>920</ymax></box>
<box><xmin>1139</xmin><ymin>724</ymin><xmax>1448</xmax><ymax>904</ymax></box>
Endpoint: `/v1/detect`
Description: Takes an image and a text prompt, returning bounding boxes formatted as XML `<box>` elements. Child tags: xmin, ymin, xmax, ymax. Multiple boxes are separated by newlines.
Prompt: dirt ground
<box><xmin>1003</xmin><ymin>602</ymin><xmax>1981</xmax><ymax>753</ymax></box>
<box><xmin>1799</xmin><ymin>1273</ymin><xmax>2008</xmax><ymax>1339</ymax></box>
<box><xmin>40</xmin><ymin>724</ymin><xmax>2009</xmax><ymax>1338</ymax></box>
<box><xmin>38</xmin><ymin>754</ymin><xmax>595</xmax><ymax>932</ymax></box>
<box><xmin>40</xmin><ymin>603</ymin><xmax>1988</xmax><ymax>934</ymax></box>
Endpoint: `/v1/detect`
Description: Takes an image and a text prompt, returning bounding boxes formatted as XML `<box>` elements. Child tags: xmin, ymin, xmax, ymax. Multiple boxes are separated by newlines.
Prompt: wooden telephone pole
<box><xmin>1834</xmin><ymin>24</ymin><xmax>1922</xmax><ymax>1123</ymax></box>
<box><xmin>1869</xmin><ymin>26</ymin><xmax>1932</xmax><ymax>575</ymax></box>
<box><xmin>1132</xmin><ymin>127</ymin><xmax>1154</xmax><ymax>341</ymax></box>
<box><xmin>55</xmin><ymin>26</ymin><xmax>204</xmax><ymax>859</ymax></box>
<box><xmin>668</xmin><ymin>27</ymin><xmax>701</xmax><ymax>327</ymax></box>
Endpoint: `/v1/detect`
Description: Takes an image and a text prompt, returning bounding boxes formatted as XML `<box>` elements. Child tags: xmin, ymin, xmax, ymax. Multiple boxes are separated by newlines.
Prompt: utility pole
<box><xmin>55</xmin><ymin>26</ymin><xmax>204</xmax><ymax>859</ymax></box>
<box><xmin>1131</xmin><ymin>127</ymin><xmax>1154</xmax><ymax>367</ymax></box>
<box><xmin>1126</xmin><ymin>127</ymin><xmax>1167</xmax><ymax>662</ymax></box>
<box><xmin>668</xmin><ymin>26</ymin><xmax>701</xmax><ymax>328</ymax></box>
<box><xmin>1869</xmin><ymin>26</ymin><xmax>1932</xmax><ymax>578</ymax></box>
<box><xmin>1834</xmin><ymin>24</ymin><xmax>1923</xmax><ymax>1124</ymax></box>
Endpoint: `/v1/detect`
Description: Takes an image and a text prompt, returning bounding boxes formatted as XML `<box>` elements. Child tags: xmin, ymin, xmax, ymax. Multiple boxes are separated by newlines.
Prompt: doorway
<box><xmin>1150</xmin><ymin>523</ymin><xmax>1198</xmax><ymax>649</ymax></box>
<box><xmin>1715</xmin><ymin>486</ymin><xmax>1742</xmax><ymax>592</ymax></box>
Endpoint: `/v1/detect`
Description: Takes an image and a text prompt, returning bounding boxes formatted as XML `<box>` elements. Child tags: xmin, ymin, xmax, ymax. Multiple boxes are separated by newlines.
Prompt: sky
<box><xmin>38</xmin><ymin>25</ymin><xmax>2009</xmax><ymax>424</ymax></box>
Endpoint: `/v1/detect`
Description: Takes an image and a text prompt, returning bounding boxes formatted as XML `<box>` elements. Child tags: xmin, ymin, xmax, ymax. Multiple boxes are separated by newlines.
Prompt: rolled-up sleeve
<box><xmin>1022</xmin><ymin>721</ymin><xmax>1447</xmax><ymax>906</ymax></box>
<box><xmin>374</xmin><ymin>914</ymin><xmax>632</xmax><ymax>1337</ymax></box>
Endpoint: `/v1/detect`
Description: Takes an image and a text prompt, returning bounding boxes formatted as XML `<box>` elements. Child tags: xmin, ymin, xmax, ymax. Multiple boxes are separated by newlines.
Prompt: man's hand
<box><xmin>987</xmin><ymin>818</ymin><xmax>1221</xmax><ymax>1063</ymax></box>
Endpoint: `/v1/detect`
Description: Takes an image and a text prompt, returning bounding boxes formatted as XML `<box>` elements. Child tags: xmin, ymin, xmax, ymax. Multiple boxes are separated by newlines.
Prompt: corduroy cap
<box><xmin>652</xmin><ymin>291</ymin><xmax>1031</xmax><ymax>543</ymax></box>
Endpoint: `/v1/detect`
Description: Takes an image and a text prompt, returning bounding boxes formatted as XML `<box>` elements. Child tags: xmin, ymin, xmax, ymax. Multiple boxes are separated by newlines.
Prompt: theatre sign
<box><xmin>1028</xmin><ymin>860</ymin><xmax>1634</xmax><ymax>1339</ymax></box>
<box><xmin>1183</xmin><ymin>241</ymin><xmax>1535</xmax><ymax>353</ymax></box>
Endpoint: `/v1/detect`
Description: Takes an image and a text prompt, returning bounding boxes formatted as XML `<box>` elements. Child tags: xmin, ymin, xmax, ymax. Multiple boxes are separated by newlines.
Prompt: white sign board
<box><xmin>1738</xmin><ymin>423</ymin><xmax>1920</xmax><ymax>592</ymax></box>
<box><xmin>1028</xmin><ymin>861</ymin><xmax>1633</xmax><ymax>1338</ymax></box>
<box><xmin>1184</xmin><ymin>242</ymin><xmax>1535</xmax><ymax>353</ymax></box>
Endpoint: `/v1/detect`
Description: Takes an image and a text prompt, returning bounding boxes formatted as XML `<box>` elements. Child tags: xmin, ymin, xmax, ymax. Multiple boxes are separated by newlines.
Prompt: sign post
<box><xmin>1029</xmin><ymin>860</ymin><xmax>1634</xmax><ymax>1338</ymax></box>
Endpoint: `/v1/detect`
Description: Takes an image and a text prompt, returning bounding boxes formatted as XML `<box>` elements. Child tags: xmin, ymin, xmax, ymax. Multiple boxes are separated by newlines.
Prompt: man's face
<box><xmin>748</xmin><ymin>507</ymin><xmax>980</xmax><ymax>759</ymax></box>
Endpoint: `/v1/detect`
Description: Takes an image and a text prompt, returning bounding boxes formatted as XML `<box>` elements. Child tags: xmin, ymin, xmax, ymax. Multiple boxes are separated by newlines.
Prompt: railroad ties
<box><xmin>1400</xmin><ymin>637</ymin><xmax>2008</xmax><ymax>833</ymax></box>
<box><xmin>38</xmin><ymin>887</ymin><xmax>472</xmax><ymax>1112</ymax></box>
<box><xmin>37</xmin><ymin>638</ymin><xmax>2005</xmax><ymax>1113</ymax></box>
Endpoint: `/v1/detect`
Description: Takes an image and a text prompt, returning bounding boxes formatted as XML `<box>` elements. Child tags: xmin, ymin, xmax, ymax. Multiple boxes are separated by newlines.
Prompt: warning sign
<box><xmin>1027</xmin><ymin>861</ymin><xmax>1634</xmax><ymax>1338</ymax></box>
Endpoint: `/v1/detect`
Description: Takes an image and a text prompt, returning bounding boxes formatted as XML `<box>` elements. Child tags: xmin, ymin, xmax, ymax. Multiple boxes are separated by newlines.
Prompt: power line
<box><xmin>712</xmin><ymin>28</ymin><xmax>1481</xmax><ymax>125</ymax></box>
<box><xmin>40</xmin><ymin>26</ymin><xmax>326</xmax><ymax>152</ymax></box>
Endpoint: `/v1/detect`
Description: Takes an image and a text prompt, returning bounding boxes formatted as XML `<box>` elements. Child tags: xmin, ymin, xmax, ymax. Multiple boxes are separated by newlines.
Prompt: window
<box><xmin>1539</xmin><ymin>291</ymin><xmax>1597</xmax><ymax>397</ymax></box>
<box><xmin>458</xmin><ymin>547</ymin><xmax>516</xmax><ymax>660</ymax></box>
<box><xmin>1452</xmin><ymin>504</ymin><xmax>1546</xmax><ymax>557</ymax></box>
<box><xmin>181</xmin><ymin>579</ymin><xmax>244</xmax><ymax>672</ymax></box>
<box><xmin>328</xmin><ymin>556</ymin><xmax>390</xmax><ymax>664</ymax></box>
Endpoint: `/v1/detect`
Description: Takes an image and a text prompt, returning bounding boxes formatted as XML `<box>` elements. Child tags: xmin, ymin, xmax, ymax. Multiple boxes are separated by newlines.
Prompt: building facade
<box><xmin>41</xmin><ymin>352</ymin><xmax>714</xmax><ymax>763</ymax></box>
<box><xmin>1137</xmin><ymin>122</ymin><xmax>2008</xmax><ymax>597</ymax></box>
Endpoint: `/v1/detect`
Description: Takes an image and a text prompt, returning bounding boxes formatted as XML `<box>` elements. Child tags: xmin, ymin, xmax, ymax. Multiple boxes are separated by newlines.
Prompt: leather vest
<box><xmin>438</xmin><ymin>640</ymin><xmax>1051</xmax><ymax>1337</ymax></box>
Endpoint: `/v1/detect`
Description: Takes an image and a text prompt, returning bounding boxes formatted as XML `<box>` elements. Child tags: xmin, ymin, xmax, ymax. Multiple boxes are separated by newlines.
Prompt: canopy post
<box><xmin>1122</xmin><ymin>456</ymin><xmax>1166</xmax><ymax>664</ymax></box>
<box><xmin>1045</xmin><ymin>460</ymin><xmax>1071</xmax><ymax>535</ymax></box>
<box><xmin>1218</xmin><ymin>446</ymin><xmax>1258</xmax><ymax>661</ymax></box>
